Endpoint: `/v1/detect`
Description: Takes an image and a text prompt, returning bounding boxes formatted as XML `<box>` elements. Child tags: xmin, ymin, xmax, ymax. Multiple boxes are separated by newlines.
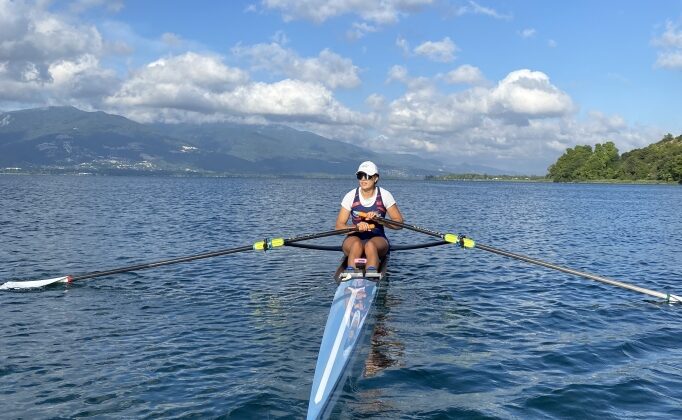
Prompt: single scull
<box><xmin>306</xmin><ymin>256</ymin><xmax>389</xmax><ymax>420</ymax></box>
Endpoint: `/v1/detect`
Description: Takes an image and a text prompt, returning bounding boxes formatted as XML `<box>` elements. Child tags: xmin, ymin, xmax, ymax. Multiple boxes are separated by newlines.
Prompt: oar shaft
<box><xmin>71</xmin><ymin>245</ymin><xmax>254</xmax><ymax>281</ymax></box>
<box><xmin>475</xmin><ymin>243</ymin><xmax>682</xmax><ymax>303</ymax></box>
<box><xmin>379</xmin><ymin>218</ymin><xmax>444</xmax><ymax>239</ymax></box>
<box><xmin>375</xmin><ymin>214</ymin><xmax>681</xmax><ymax>303</ymax></box>
<box><xmin>74</xmin><ymin>228</ymin><xmax>357</xmax><ymax>281</ymax></box>
<box><xmin>3</xmin><ymin>227</ymin><xmax>359</xmax><ymax>289</ymax></box>
<box><xmin>284</xmin><ymin>228</ymin><xmax>355</xmax><ymax>245</ymax></box>
<box><xmin>366</xmin><ymin>214</ymin><xmax>458</xmax><ymax>242</ymax></box>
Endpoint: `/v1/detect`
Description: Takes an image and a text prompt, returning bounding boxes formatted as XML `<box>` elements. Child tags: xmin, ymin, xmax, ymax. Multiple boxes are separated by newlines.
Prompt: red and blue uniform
<box><xmin>350</xmin><ymin>187</ymin><xmax>387</xmax><ymax>241</ymax></box>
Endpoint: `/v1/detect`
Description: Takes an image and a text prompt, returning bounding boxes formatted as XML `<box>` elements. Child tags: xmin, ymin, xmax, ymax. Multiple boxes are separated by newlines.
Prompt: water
<box><xmin>1</xmin><ymin>175</ymin><xmax>681</xmax><ymax>419</ymax></box>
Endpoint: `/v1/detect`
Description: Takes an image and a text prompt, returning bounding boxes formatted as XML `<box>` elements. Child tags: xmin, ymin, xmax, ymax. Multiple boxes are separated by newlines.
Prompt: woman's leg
<box><xmin>363</xmin><ymin>236</ymin><xmax>389</xmax><ymax>269</ymax></box>
<box><xmin>342</xmin><ymin>236</ymin><xmax>364</xmax><ymax>268</ymax></box>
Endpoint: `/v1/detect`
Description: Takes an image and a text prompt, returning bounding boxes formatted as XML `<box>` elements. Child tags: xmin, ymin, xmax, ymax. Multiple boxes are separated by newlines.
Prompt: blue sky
<box><xmin>1</xmin><ymin>0</ymin><xmax>681</xmax><ymax>173</ymax></box>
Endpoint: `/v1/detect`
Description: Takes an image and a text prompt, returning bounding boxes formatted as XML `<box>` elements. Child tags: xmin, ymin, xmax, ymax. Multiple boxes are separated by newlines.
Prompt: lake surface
<box><xmin>1</xmin><ymin>175</ymin><xmax>681</xmax><ymax>419</ymax></box>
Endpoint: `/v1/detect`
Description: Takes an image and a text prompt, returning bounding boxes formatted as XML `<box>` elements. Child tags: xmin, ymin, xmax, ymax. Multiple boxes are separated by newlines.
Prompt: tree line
<box><xmin>547</xmin><ymin>134</ymin><xmax>682</xmax><ymax>183</ymax></box>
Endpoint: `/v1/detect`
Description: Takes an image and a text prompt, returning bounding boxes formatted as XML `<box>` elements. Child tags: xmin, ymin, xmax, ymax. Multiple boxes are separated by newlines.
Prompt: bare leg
<box><xmin>363</xmin><ymin>236</ymin><xmax>389</xmax><ymax>268</ymax></box>
<box><xmin>342</xmin><ymin>236</ymin><xmax>364</xmax><ymax>268</ymax></box>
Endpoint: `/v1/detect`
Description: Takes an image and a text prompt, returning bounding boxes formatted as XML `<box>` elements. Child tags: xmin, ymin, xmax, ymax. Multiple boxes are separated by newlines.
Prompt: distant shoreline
<box><xmin>425</xmin><ymin>175</ymin><xmax>678</xmax><ymax>185</ymax></box>
<box><xmin>1</xmin><ymin>170</ymin><xmax>679</xmax><ymax>185</ymax></box>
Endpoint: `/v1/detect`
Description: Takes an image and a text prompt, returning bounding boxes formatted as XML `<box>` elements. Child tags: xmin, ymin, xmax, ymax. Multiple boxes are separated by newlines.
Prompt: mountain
<box><xmin>0</xmin><ymin>106</ymin><xmax>496</xmax><ymax>177</ymax></box>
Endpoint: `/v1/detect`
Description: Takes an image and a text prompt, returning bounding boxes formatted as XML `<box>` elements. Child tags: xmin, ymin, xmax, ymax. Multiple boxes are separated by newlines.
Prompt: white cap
<box><xmin>356</xmin><ymin>161</ymin><xmax>379</xmax><ymax>176</ymax></box>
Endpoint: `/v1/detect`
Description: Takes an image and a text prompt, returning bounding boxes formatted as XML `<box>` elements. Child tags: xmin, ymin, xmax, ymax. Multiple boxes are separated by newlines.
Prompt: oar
<box><xmin>363</xmin><ymin>213</ymin><xmax>682</xmax><ymax>304</ymax></box>
<box><xmin>354</xmin><ymin>211</ymin><xmax>474</xmax><ymax>247</ymax></box>
<box><xmin>0</xmin><ymin>227</ymin><xmax>358</xmax><ymax>290</ymax></box>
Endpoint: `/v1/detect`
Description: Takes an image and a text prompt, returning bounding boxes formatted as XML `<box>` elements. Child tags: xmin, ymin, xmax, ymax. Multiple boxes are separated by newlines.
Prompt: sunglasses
<box><xmin>356</xmin><ymin>172</ymin><xmax>375</xmax><ymax>180</ymax></box>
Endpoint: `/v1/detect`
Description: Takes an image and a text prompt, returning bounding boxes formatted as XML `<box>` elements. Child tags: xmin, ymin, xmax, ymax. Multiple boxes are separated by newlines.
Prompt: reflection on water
<box><xmin>364</xmin><ymin>283</ymin><xmax>405</xmax><ymax>378</ymax></box>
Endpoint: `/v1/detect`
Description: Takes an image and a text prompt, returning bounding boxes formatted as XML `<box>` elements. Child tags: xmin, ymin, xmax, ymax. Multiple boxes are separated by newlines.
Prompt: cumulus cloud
<box><xmin>376</xmin><ymin>68</ymin><xmax>594</xmax><ymax>172</ymax></box>
<box><xmin>443</xmin><ymin>64</ymin><xmax>485</xmax><ymax>85</ymax></box>
<box><xmin>48</xmin><ymin>54</ymin><xmax>119</xmax><ymax>98</ymax></box>
<box><xmin>0</xmin><ymin>1</ymin><xmax>104</xmax><ymax>75</ymax></box>
<box><xmin>105</xmin><ymin>52</ymin><xmax>366</xmax><ymax>125</ymax></box>
<box><xmin>386</xmin><ymin>68</ymin><xmax>573</xmax><ymax>133</ymax></box>
<box><xmin>377</xmin><ymin>67</ymin><xmax>661</xmax><ymax>173</ymax></box>
<box><xmin>260</xmin><ymin>0</ymin><xmax>433</xmax><ymax>24</ymax></box>
<box><xmin>0</xmin><ymin>0</ymin><xmax>116</xmax><ymax>106</ymax></box>
<box><xmin>413</xmin><ymin>37</ymin><xmax>458</xmax><ymax>62</ymax></box>
<box><xmin>365</xmin><ymin>93</ymin><xmax>386</xmax><ymax>110</ymax></box>
<box><xmin>489</xmin><ymin>69</ymin><xmax>573</xmax><ymax>117</ymax></box>
<box><xmin>105</xmin><ymin>52</ymin><xmax>245</xmax><ymax>109</ymax></box>
<box><xmin>387</xmin><ymin>65</ymin><xmax>409</xmax><ymax>83</ymax></box>
<box><xmin>232</xmin><ymin>42</ymin><xmax>361</xmax><ymax>89</ymax></box>
<box><xmin>653</xmin><ymin>20</ymin><xmax>682</xmax><ymax>70</ymax></box>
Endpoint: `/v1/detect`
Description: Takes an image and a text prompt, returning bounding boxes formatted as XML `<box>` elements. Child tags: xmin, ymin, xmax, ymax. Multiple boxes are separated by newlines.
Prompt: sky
<box><xmin>1</xmin><ymin>0</ymin><xmax>681</xmax><ymax>173</ymax></box>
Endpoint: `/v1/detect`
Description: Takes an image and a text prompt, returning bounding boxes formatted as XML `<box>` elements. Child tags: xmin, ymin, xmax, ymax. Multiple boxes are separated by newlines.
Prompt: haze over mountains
<box><xmin>0</xmin><ymin>107</ymin><xmax>505</xmax><ymax>176</ymax></box>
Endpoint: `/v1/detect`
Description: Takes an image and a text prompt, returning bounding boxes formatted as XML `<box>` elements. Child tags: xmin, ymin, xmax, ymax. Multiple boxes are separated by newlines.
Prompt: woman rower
<box><xmin>335</xmin><ymin>161</ymin><xmax>404</xmax><ymax>272</ymax></box>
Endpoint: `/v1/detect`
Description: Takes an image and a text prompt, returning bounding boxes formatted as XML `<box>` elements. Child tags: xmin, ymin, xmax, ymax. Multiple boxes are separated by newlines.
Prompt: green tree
<box><xmin>619</xmin><ymin>133</ymin><xmax>682</xmax><ymax>181</ymax></box>
<box><xmin>548</xmin><ymin>134</ymin><xmax>681</xmax><ymax>183</ymax></box>
<box><xmin>576</xmin><ymin>141</ymin><xmax>620</xmax><ymax>180</ymax></box>
<box><xmin>670</xmin><ymin>155</ymin><xmax>682</xmax><ymax>182</ymax></box>
<box><xmin>547</xmin><ymin>145</ymin><xmax>593</xmax><ymax>181</ymax></box>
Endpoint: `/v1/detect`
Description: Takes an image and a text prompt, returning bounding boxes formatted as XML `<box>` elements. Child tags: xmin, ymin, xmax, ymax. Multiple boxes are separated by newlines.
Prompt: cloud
<box><xmin>384</xmin><ymin>68</ymin><xmax>660</xmax><ymax>173</ymax></box>
<box><xmin>0</xmin><ymin>1</ymin><xmax>104</xmax><ymax>71</ymax></box>
<box><xmin>375</xmin><ymin>68</ymin><xmax>605</xmax><ymax>172</ymax></box>
<box><xmin>69</xmin><ymin>0</ymin><xmax>124</xmax><ymax>14</ymax></box>
<box><xmin>105</xmin><ymin>52</ymin><xmax>366</xmax><ymax>125</ymax></box>
<box><xmin>0</xmin><ymin>0</ymin><xmax>117</xmax><ymax>106</ymax></box>
<box><xmin>413</xmin><ymin>37</ymin><xmax>458</xmax><ymax>62</ymax></box>
<box><xmin>161</xmin><ymin>32</ymin><xmax>183</xmax><ymax>47</ymax></box>
<box><xmin>653</xmin><ymin>20</ymin><xmax>682</xmax><ymax>70</ymax></box>
<box><xmin>389</xmin><ymin>68</ymin><xmax>571</xmax><ymax>131</ymax></box>
<box><xmin>396</xmin><ymin>35</ymin><xmax>410</xmax><ymax>54</ymax></box>
<box><xmin>451</xmin><ymin>1</ymin><xmax>512</xmax><ymax>20</ymax></box>
<box><xmin>387</xmin><ymin>65</ymin><xmax>409</xmax><ymax>83</ymax></box>
<box><xmin>654</xmin><ymin>20</ymin><xmax>682</xmax><ymax>48</ymax></box>
<box><xmin>260</xmin><ymin>0</ymin><xmax>433</xmax><ymax>24</ymax></box>
<box><xmin>365</xmin><ymin>93</ymin><xmax>386</xmax><ymax>110</ymax></box>
<box><xmin>489</xmin><ymin>69</ymin><xmax>573</xmax><ymax>117</ymax></box>
<box><xmin>443</xmin><ymin>64</ymin><xmax>485</xmax><ymax>85</ymax></box>
<box><xmin>347</xmin><ymin>22</ymin><xmax>379</xmax><ymax>41</ymax></box>
<box><xmin>519</xmin><ymin>28</ymin><xmax>536</xmax><ymax>38</ymax></box>
<box><xmin>105</xmin><ymin>52</ymin><xmax>249</xmax><ymax>111</ymax></box>
<box><xmin>48</xmin><ymin>54</ymin><xmax>119</xmax><ymax>99</ymax></box>
<box><xmin>232</xmin><ymin>41</ymin><xmax>361</xmax><ymax>89</ymax></box>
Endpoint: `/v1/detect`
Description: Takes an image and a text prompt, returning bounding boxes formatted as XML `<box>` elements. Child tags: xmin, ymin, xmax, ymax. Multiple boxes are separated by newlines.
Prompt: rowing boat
<box><xmin>306</xmin><ymin>255</ymin><xmax>389</xmax><ymax>419</ymax></box>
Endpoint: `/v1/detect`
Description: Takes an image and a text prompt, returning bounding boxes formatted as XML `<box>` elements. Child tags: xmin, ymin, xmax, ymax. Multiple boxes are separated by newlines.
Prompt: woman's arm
<box><xmin>335</xmin><ymin>207</ymin><xmax>351</xmax><ymax>230</ymax></box>
<box><xmin>385</xmin><ymin>204</ymin><xmax>404</xmax><ymax>230</ymax></box>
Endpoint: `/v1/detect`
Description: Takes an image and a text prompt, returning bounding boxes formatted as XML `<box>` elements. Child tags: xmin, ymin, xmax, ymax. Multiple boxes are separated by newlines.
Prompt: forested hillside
<box><xmin>547</xmin><ymin>134</ymin><xmax>682</xmax><ymax>183</ymax></box>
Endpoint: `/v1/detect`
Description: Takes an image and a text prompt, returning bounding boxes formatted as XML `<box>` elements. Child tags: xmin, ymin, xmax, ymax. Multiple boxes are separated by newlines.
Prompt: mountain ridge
<box><xmin>0</xmin><ymin>106</ymin><xmax>506</xmax><ymax>176</ymax></box>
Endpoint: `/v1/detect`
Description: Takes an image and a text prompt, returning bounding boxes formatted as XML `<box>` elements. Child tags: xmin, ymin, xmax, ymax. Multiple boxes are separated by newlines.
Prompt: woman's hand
<box><xmin>357</xmin><ymin>221</ymin><xmax>372</xmax><ymax>232</ymax></box>
<box><xmin>363</xmin><ymin>211</ymin><xmax>378</xmax><ymax>220</ymax></box>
